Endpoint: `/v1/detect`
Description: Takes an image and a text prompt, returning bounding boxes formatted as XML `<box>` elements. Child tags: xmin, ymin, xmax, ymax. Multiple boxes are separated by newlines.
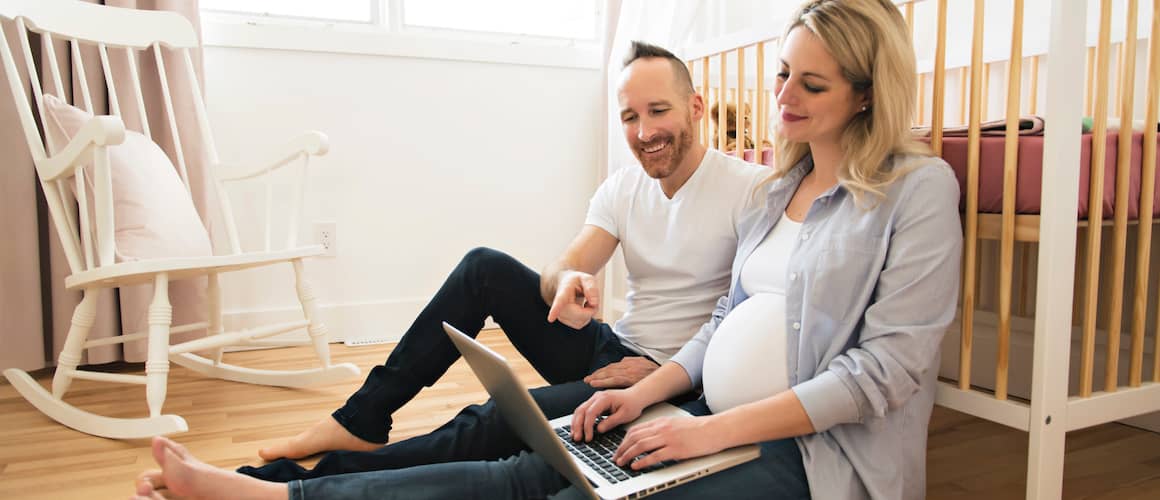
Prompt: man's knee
<box><xmin>461</xmin><ymin>247</ymin><xmax>515</xmax><ymax>269</ymax></box>
<box><xmin>457</xmin><ymin>247</ymin><xmax>536</xmax><ymax>288</ymax></box>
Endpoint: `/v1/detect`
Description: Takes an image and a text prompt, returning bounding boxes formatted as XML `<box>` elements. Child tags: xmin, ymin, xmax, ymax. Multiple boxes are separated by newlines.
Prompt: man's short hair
<box><xmin>622</xmin><ymin>40</ymin><xmax>695</xmax><ymax>97</ymax></box>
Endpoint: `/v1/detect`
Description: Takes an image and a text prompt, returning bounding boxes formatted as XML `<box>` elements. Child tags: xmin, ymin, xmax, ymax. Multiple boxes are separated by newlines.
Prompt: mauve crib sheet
<box><xmin>735</xmin><ymin>131</ymin><xmax>1160</xmax><ymax>219</ymax></box>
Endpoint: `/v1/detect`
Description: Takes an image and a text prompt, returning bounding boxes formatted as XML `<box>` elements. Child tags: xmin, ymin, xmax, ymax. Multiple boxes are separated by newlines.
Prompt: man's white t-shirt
<box><xmin>584</xmin><ymin>149</ymin><xmax>766</xmax><ymax>363</ymax></box>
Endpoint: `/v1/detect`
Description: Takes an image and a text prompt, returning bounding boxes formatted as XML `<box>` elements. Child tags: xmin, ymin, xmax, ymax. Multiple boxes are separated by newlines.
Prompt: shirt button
<box><xmin>789</xmin><ymin>272</ymin><xmax>798</xmax><ymax>281</ymax></box>
<box><xmin>792</xmin><ymin>322</ymin><xmax>801</xmax><ymax>330</ymax></box>
<box><xmin>801</xmin><ymin>232</ymin><xmax>810</xmax><ymax>241</ymax></box>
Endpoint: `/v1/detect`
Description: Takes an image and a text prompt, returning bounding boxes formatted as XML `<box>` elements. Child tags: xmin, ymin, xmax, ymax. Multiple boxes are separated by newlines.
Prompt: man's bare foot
<box><xmin>135</xmin><ymin>469</ymin><xmax>164</xmax><ymax>491</ymax></box>
<box><xmin>129</xmin><ymin>475</ymin><xmax>165</xmax><ymax>500</ymax></box>
<box><xmin>258</xmin><ymin>417</ymin><xmax>383</xmax><ymax>461</ymax></box>
<box><xmin>137</xmin><ymin>436</ymin><xmax>287</xmax><ymax>500</ymax></box>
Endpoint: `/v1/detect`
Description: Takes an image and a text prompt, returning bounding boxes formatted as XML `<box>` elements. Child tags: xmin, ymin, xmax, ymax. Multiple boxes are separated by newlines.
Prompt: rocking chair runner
<box><xmin>0</xmin><ymin>0</ymin><xmax>360</xmax><ymax>439</ymax></box>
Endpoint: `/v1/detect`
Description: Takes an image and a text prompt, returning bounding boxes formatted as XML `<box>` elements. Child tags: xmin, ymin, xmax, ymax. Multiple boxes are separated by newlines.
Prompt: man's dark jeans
<box><xmin>239</xmin><ymin>247</ymin><xmax>641</xmax><ymax>482</ymax></box>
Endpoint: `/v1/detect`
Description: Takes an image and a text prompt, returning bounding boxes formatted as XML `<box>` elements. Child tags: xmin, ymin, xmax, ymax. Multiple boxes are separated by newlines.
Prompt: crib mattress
<box><xmin>939</xmin><ymin>132</ymin><xmax>1160</xmax><ymax>219</ymax></box>
<box><xmin>742</xmin><ymin>132</ymin><xmax>1160</xmax><ymax>219</ymax></box>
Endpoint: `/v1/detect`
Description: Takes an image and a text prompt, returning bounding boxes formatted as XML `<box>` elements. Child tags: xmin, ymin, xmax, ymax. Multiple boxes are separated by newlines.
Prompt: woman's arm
<box><xmin>571</xmin><ymin>361</ymin><xmax>693</xmax><ymax>442</ymax></box>
<box><xmin>612</xmin><ymin>389</ymin><xmax>812</xmax><ymax>469</ymax></box>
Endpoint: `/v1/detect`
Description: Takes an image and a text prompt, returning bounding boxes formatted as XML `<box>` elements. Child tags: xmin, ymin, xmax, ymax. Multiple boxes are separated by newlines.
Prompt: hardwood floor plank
<box><xmin>1</xmin><ymin>330</ymin><xmax>1157</xmax><ymax>499</ymax></box>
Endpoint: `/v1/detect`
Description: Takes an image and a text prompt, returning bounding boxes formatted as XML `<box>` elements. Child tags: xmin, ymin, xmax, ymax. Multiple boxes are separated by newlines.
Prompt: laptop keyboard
<box><xmin>553</xmin><ymin>423</ymin><xmax>675</xmax><ymax>484</ymax></box>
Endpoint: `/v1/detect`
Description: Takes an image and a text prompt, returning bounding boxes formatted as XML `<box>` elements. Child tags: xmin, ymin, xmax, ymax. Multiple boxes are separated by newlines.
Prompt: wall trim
<box><xmin>222</xmin><ymin>297</ymin><xmax>498</xmax><ymax>347</ymax></box>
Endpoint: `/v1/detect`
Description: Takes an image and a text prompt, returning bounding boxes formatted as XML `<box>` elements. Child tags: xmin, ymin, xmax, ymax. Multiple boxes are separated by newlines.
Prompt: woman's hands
<box><xmin>570</xmin><ymin>389</ymin><xmax>645</xmax><ymax>443</ymax></box>
<box><xmin>612</xmin><ymin>416</ymin><xmax>726</xmax><ymax>470</ymax></box>
<box><xmin>571</xmin><ymin>387</ymin><xmax>729</xmax><ymax>471</ymax></box>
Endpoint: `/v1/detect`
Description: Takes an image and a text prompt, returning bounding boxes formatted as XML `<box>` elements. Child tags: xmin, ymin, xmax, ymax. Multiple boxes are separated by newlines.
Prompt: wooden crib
<box><xmin>682</xmin><ymin>1</ymin><xmax>1160</xmax><ymax>497</ymax></box>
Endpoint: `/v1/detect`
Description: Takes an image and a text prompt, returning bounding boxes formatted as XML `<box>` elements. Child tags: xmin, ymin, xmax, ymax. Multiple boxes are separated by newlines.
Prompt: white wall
<box><xmin>202</xmin><ymin>46</ymin><xmax>603</xmax><ymax>343</ymax></box>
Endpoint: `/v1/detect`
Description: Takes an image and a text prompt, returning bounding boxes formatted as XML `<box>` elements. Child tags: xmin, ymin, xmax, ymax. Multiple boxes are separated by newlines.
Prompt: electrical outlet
<box><xmin>314</xmin><ymin>221</ymin><xmax>337</xmax><ymax>257</ymax></box>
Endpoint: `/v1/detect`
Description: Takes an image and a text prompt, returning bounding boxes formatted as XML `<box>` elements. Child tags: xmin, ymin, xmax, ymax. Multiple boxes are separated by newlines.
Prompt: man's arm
<box><xmin>541</xmin><ymin>225</ymin><xmax>619</xmax><ymax>329</ymax></box>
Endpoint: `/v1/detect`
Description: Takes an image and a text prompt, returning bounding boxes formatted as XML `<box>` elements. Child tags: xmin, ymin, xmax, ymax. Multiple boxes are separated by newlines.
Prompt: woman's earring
<box><xmin>861</xmin><ymin>105</ymin><xmax>868</xmax><ymax>112</ymax></box>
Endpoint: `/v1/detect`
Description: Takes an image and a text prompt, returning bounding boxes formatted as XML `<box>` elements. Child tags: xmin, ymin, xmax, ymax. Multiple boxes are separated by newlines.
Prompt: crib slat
<box><xmin>1021</xmin><ymin>55</ymin><xmax>1042</xmax><ymax>317</ymax></box>
<box><xmin>1029</xmin><ymin>55</ymin><xmax>1039</xmax><ymax>115</ymax></box>
<box><xmin>718</xmin><ymin>54</ymin><xmax>727</xmax><ymax>152</ymax></box>
<box><xmin>982</xmin><ymin>63</ymin><xmax>992</xmax><ymax>121</ymax></box>
<box><xmin>701</xmin><ymin>58</ymin><xmax>709</xmax><ymax>148</ymax></box>
<box><xmin>1115</xmin><ymin>42</ymin><xmax>1124</xmax><ymax>119</ymax></box>
<box><xmin>756</xmin><ymin>42</ymin><xmax>766</xmax><ymax>164</ymax></box>
<box><xmin>768</xmin><ymin>89</ymin><xmax>777</xmax><ymax>158</ymax></box>
<box><xmin>736</xmin><ymin>46</ymin><xmax>745</xmax><ymax>158</ymax></box>
<box><xmin>1130</xmin><ymin>0</ymin><xmax>1160</xmax><ymax>387</ymax></box>
<box><xmin>1086</xmin><ymin>46</ymin><xmax>1096</xmax><ymax>117</ymax></box>
<box><xmin>1104</xmin><ymin>0</ymin><xmax>1142</xmax><ymax>392</ymax></box>
<box><xmin>959</xmin><ymin>67</ymin><xmax>968</xmax><ymax>124</ymax></box>
<box><xmin>960</xmin><ymin>0</ymin><xmax>986</xmax><ymax>391</ymax></box>
<box><xmin>1081</xmin><ymin>0</ymin><xmax>1115</xmax><ymax>398</ymax></box>
<box><xmin>900</xmin><ymin>1</ymin><xmax>909</xmax><ymax>36</ymax></box>
<box><xmin>686</xmin><ymin>59</ymin><xmax>696</xmax><ymax>146</ymax></box>
<box><xmin>917</xmin><ymin>73</ymin><xmax>926</xmax><ymax>125</ymax></box>
<box><xmin>930</xmin><ymin>0</ymin><xmax>948</xmax><ymax>155</ymax></box>
<box><xmin>995</xmin><ymin>0</ymin><xmax>1026</xmax><ymax>401</ymax></box>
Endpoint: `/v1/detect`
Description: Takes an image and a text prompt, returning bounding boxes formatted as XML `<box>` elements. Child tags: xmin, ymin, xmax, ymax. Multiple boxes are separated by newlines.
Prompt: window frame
<box><xmin>199</xmin><ymin>0</ymin><xmax>602</xmax><ymax>70</ymax></box>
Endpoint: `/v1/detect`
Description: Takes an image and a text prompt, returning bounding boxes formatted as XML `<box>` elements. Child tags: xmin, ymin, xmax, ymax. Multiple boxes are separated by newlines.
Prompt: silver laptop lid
<box><xmin>442</xmin><ymin>322</ymin><xmax>599</xmax><ymax>497</ymax></box>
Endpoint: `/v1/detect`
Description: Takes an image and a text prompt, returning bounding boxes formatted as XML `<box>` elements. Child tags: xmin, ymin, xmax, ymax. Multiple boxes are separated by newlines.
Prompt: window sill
<box><xmin>201</xmin><ymin>20</ymin><xmax>602</xmax><ymax>70</ymax></box>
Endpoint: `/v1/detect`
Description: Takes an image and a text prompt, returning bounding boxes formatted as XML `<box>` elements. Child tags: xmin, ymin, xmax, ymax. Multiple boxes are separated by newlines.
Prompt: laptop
<box><xmin>442</xmin><ymin>322</ymin><xmax>760</xmax><ymax>499</ymax></box>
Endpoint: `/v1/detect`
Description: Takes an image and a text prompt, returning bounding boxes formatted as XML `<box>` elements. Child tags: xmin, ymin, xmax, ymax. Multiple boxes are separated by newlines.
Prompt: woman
<box><xmin>134</xmin><ymin>1</ymin><xmax>960</xmax><ymax>498</ymax></box>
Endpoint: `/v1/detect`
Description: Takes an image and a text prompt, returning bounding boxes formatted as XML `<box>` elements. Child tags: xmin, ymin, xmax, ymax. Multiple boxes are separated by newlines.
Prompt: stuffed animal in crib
<box><xmin>709</xmin><ymin>99</ymin><xmax>756</xmax><ymax>150</ymax></box>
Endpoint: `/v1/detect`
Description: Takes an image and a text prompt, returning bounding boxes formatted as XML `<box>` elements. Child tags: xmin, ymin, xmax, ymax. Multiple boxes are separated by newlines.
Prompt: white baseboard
<box><xmin>221</xmin><ymin>298</ymin><xmax>498</xmax><ymax>347</ymax></box>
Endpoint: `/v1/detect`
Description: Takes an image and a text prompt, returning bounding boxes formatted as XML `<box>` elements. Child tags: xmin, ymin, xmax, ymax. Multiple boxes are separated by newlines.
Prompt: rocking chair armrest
<box><xmin>216</xmin><ymin>131</ymin><xmax>330</xmax><ymax>182</ymax></box>
<box><xmin>39</xmin><ymin>116</ymin><xmax>126</xmax><ymax>182</ymax></box>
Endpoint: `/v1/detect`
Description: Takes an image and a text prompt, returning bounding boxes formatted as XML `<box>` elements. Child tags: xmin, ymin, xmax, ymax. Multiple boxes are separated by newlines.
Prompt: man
<box><xmin>228</xmin><ymin>40</ymin><xmax>767</xmax><ymax>483</ymax></box>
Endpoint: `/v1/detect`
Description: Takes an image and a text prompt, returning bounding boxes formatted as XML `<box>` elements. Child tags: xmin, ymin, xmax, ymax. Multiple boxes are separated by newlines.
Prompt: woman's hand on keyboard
<box><xmin>612</xmin><ymin>416</ymin><xmax>724</xmax><ymax>470</ymax></box>
<box><xmin>571</xmin><ymin>389</ymin><xmax>644</xmax><ymax>443</ymax></box>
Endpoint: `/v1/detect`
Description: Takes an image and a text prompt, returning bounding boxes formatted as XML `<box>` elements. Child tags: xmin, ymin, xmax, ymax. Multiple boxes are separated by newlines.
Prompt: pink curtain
<box><xmin>0</xmin><ymin>0</ymin><xmax>212</xmax><ymax>370</ymax></box>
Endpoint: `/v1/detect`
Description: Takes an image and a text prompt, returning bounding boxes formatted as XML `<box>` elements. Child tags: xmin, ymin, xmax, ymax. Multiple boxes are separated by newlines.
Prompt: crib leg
<box><xmin>1026</xmin><ymin>413</ymin><xmax>1066</xmax><ymax>499</ymax></box>
<box><xmin>1027</xmin><ymin>301</ymin><xmax>1071</xmax><ymax>499</ymax></box>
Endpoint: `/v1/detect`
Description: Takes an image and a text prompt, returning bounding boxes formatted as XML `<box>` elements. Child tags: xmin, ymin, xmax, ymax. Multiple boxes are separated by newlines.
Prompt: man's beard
<box><xmin>636</xmin><ymin>122</ymin><xmax>693</xmax><ymax>180</ymax></box>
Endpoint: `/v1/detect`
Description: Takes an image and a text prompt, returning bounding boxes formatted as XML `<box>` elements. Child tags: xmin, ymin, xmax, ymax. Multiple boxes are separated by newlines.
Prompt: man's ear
<box><xmin>690</xmin><ymin>93</ymin><xmax>705</xmax><ymax>121</ymax></box>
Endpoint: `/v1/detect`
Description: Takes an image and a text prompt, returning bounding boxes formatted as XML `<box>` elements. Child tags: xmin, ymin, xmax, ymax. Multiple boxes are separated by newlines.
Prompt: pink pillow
<box><xmin>41</xmin><ymin>94</ymin><xmax>213</xmax><ymax>262</ymax></box>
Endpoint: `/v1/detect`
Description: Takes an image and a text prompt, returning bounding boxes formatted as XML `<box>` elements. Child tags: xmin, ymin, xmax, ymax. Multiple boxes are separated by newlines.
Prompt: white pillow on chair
<box><xmin>41</xmin><ymin>94</ymin><xmax>212</xmax><ymax>262</ymax></box>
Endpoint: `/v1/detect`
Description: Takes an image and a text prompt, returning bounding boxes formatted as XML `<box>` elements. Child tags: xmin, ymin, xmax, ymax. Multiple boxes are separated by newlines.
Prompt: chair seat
<box><xmin>64</xmin><ymin>245</ymin><xmax>325</xmax><ymax>290</ymax></box>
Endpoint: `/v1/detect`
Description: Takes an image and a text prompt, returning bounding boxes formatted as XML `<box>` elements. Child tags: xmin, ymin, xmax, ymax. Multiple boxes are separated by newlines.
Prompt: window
<box><xmin>199</xmin><ymin>0</ymin><xmax>601</xmax><ymax>69</ymax></box>
<box><xmin>201</xmin><ymin>0</ymin><xmax>599</xmax><ymax>42</ymax></box>
<box><xmin>200</xmin><ymin>0</ymin><xmax>375</xmax><ymax>24</ymax></box>
<box><xmin>401</xmin><ymin>0</ymin><xmax>598</xmax><ymax>40</ymax></box>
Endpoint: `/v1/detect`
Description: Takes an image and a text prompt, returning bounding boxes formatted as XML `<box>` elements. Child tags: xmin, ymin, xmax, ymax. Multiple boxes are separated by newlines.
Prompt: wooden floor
<box><xmin>1</xmin><ymin>331</ymin><xmax>1158</xmax><ymax>500</ymax></box>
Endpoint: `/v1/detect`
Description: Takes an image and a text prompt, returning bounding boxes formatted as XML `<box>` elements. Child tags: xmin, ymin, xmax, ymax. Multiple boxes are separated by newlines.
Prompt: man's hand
<box><xmin>612</xmin><ymin>416</ymin><xmax>726</xmax><ymax>470</ymax></box>
<box><xmin>546</xmin><ymin>270</ymin><xmax>600</xmax><ymax>329</ymax></box>
<box><xmin>583</xmin><ymin>357</ymin><xmax>659</xmax><ymax>388</ymax></box>
<box><xmin>570</xmin><ymin>388</ymin><xmax>645</xmax><ymax>443</ymax></box>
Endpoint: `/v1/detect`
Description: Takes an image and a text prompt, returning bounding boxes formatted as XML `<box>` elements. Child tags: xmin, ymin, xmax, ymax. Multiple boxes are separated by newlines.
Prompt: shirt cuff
<box><xmin>792</xmin><ymin>370</ymin><xmax>861</xmax><ymax>433</ymax></box>
<box><xmin>668</xmin><ymin>343</ymin><xmax>706</xmax><ymax>389</ymax></box>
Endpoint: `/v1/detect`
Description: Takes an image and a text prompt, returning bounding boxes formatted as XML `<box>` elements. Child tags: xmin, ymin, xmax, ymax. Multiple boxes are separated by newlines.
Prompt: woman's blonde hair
<box><xmin>766</xmin><ymin>0</ymin><xmax>931</xmax><ymax>204</ymax></box>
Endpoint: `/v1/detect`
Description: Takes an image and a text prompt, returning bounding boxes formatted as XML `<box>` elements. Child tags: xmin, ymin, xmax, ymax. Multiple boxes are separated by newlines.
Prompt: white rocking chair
<box><xmin>0</xmin><ymin>0</ymin><xmax>360</xmax><ymax>439</ymax></box>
